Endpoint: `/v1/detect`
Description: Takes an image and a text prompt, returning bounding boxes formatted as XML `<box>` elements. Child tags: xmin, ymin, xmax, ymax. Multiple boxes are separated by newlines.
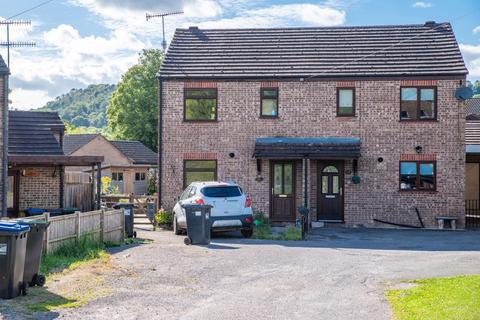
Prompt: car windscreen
<box><xmin>201</xmin><ymin>186</ymin><xmax>242</xmax><ymax>198</ymax></box>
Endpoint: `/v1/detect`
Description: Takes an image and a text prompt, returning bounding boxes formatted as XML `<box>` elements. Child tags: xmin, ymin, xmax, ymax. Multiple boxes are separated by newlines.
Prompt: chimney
<box><xmin>189</xmin><ymin>26</ymin><xmax>199</xmax><ymax>32</ymax></box>
<box><xmin>424</xmin><ymin>21</ymin><xmax>437</xmax><ymax>28</ymax></box>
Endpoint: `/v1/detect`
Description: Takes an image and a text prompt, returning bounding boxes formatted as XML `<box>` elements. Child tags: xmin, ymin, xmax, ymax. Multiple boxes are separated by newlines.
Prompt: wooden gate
<box><xmin>65</xmin><ymin>172</ymin><xmax>93</xmax><ymax>211</ymax></box>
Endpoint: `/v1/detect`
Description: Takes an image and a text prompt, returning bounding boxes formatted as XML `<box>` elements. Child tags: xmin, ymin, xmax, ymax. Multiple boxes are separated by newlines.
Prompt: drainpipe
<box><xmin>1</xmin><ymin>72</ymin><xmax>8</xmax><ymax>217</ymax></box>
<box><xmin>157</xmin><ymin>77</ymin><xmax>163</xmax><ymax>211</ymax></box>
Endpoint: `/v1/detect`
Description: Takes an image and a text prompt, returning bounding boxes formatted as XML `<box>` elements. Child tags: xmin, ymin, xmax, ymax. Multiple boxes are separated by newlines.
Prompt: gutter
<box><xmin>157</xmin><ymin>77</ymin><xmax>163</xmax><ymax>210</ymax></box>
<box><xmin>1</xmin><ymin>72</ymin><xmax>8</xmax><ymax>217</ymax></box>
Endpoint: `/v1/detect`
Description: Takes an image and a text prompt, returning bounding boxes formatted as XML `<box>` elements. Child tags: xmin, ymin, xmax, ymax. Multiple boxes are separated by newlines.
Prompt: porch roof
<box><xmin>253</xmin><ymin>137</ymin><xmax>361</xmax><ymax>159</ymax></box>
<box><xmin>9</xmin><ymin>155</ymin><xmax>104</xmax><ymax>166</ymax></box>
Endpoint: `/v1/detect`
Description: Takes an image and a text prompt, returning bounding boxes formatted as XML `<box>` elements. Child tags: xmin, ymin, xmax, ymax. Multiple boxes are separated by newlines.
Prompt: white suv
<box><xmin>172</xmin><ymin>181</ymin><xmax>254</xmax><ymax>238</ymax></box>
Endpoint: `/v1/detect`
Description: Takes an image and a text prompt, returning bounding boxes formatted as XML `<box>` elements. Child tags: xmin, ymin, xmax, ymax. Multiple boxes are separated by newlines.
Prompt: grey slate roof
<box><xmin>110</xmin><ymin>140</ymin><xmax>158</xmax><ymax>165</ymax></box>
<box><xmin>159</xmin><ymin>22</ymin><xmax>467</xmax><ymax>79</ymax></box>
<box><xmin>253</xmin><ymin>137</ymin><xmax>361</xmax><ymax>159</ymax></box>
<box><xmin>466</xmin><ymin>98</ymin><xmax>480</xmax><ymax>118</ymax></box>
<box><xmin>9</xmin><ymin>111</ymin><xmax>64</xmax><ymax>155</ymax></box>
<box><xmin>63</xmin><ymin>134</ymin><xmax>99</xmax><ymax>155</ymax></box>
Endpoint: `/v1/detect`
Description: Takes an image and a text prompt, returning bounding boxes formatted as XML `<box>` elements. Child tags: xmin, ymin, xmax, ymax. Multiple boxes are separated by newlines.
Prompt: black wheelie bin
<box><xmin>182</xmin><ymin>204</ymin><xmax>212</xmax><ymax>245</ymax></box>
<box><xmin>17</xmin><ymin>219</ymin><xmax>50</xmax><ymax>287</ymax></box>
<box><xmin>112</xmin><ymin>203</ymin><xmax>136</xmax><ymax>238</ymax></box>
<box><xmin>0</xmin><ymin>222</ymin><xmax>30</xmax><ymax>299</ymax></box>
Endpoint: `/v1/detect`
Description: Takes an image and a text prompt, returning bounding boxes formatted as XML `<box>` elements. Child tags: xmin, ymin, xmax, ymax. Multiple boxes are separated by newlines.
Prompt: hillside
<box><xmin>36</xmin><ymin>84</ymin><xmax>115</xmax><ymax>129</ymax></box>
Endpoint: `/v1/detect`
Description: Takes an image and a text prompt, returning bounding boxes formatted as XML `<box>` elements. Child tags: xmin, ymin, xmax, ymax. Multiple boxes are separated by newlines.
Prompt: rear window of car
<box><xmin>201</xmin><ymin>186</ymin><xmax>242</xmax><ymax>198</ymax></box>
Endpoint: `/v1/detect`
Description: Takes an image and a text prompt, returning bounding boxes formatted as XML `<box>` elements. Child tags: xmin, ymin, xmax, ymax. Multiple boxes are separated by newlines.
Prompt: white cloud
<box><xmin>7</xmin><ymin>23</ymin><xmax>143</xmax><ymax>109</ymax></box>
<box><xmin>7</xmin><ymin>1</ymin><xmax>348</xmax><ymax>109</ymax></box>
<box><xmin>412</xmin><ymin>2</ymin><xmax>432</xmax><ymax>8</ymax></box>
<box><xmin>184</xmin><ymin>0</ymin><xmax>223</xmax><ymax>18</ymax></box>
<box><xmin>473</xmin><ymin>25</ymin><xmax>480</xmax><ymax>34</ymax></box>
<box><xmin>192</xmin><ymin>3</ymin><xmax>345</xmax><ymax>29</ymax></box>
<box><xmin>460</xmin><ymin>44</ymin><xmax>480</xmax><ymax>79</ymax></box>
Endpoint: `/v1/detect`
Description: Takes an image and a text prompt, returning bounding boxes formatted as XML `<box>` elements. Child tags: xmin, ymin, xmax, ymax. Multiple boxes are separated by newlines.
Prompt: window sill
<box><xmin>260</xmin><ymin>116</ymin><xmax>279</xmax><ymax>119</ymax></box>
<box><xmin>183</xmin><ymin>120</ymin><xmax>218</xmax><ymax>123</ymax></box>
<box><xmin>337</xmin><ymin>115</ymin><xmax>356</xmax><ymax>118</ymax></box>
<box><xmin>399</xmin><ymin>119</ymin><xmax>438</xmax><ymax>123</ymax></box>
<box><xmin>398</xmin><ymin>189</ymin><xmax>437</xmax><ymax>194</ymax></box>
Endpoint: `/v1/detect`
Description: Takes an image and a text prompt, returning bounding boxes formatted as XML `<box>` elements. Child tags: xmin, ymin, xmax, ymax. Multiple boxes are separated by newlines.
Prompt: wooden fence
<box><xmin>22</xmin><ymin>209</ymin><xmax>124</xmax><ymax>254</ymax></box>
<box><xmin>65</xmin><ymin>172</ymin><xmax>94</xmax><ymax>212</ymax></box>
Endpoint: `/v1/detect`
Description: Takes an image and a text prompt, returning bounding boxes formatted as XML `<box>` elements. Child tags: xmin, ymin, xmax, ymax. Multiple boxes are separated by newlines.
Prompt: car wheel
<box><xmin>241</xmin><ymin>229</ymin><xmax>253</xmax><ymax>238</ymax></box>
<box><xmin>174</xmin><ymin>215</ymin><xmax>181</xmax><ymax>235</ymax></box>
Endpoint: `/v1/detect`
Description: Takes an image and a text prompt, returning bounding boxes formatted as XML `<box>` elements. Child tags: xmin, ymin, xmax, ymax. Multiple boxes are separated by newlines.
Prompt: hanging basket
<box><xmin>351</xmin><ymin>175</ymin><xmax>361</xmax><ymax>184</ymax></box>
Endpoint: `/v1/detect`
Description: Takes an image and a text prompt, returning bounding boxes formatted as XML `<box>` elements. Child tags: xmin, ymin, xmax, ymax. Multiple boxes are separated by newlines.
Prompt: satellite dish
<box><xmin>455</xmin><ymin>87</ymin><xmax>473</xmax><ymax>101</ymax></box>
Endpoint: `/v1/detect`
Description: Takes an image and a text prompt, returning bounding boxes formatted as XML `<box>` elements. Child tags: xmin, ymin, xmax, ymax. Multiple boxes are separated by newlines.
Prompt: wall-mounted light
<box><xmin>415</xmin><ymin>146</ymin><xmax>423</xmax><ymax>154</ymax></box>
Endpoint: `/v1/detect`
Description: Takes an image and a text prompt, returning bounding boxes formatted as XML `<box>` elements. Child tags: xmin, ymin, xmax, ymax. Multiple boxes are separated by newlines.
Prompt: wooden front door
<box><xmin>270</xmin><ymin>161</ymin><xmax>296</xmax><ymax>221</ymax></box>
<box><xmin>318</xmin><ymin>161</ymin><xmax>344</xmax><ymax>221</ymax></box>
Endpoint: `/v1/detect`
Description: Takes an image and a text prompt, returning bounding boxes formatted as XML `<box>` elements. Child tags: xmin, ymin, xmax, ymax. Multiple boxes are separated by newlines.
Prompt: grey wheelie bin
<box><xmin>182</xmin><ymin>204</ymin><xmax>212</xmax><ymax>245</ymax></box>
<box><xmin>17</xmin><ymin>219</ymin><xmax>50</xmax><ymax>287</ymax></box>
<box><xmin>112</xmin><ymin>203</ymin><xmax>136</xmax><ymax>238</ymax></box>
<box><xmin>0</xmin><ymin>222</ymin><xmax>30</xmax><ymax>299</ymax></box>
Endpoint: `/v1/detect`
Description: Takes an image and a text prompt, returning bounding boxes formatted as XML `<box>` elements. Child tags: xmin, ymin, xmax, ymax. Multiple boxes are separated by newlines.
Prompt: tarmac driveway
<box><xmin>57</xmin><ymin>228</ymin><xmax>480</xmax><ymax>320</ymax></box>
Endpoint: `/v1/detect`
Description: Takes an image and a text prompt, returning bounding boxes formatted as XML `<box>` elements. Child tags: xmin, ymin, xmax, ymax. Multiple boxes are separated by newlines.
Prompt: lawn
<box><xmin>387</xmin><ymin>275</ymin><xmax>480</xmax><ymax>320</ymax></box>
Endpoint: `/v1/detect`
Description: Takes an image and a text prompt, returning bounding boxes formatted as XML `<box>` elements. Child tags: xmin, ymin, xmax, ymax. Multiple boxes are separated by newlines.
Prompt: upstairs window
<box><xmin>400</xmin><ymin>161</ymin><xmax>436</xmax><ymax>191</ymax></box>
<box><xmin>260</xmin><ymin>88</ymin><xmax>279</xmax><ymax>118</ymax></box>
<box><xmin>337</xmin><ymin>88</ymin><xmax>355</xmax><ymax>116</ymax></box>
<box><xmin>400</xmin><ymin>87</ymin><xmax>436</xmax><ymax>121</ymax></box>
<box><xmin>184</xmin><ymin>88</ymin><xmax>217</xmax><ymax>121</ymax></box>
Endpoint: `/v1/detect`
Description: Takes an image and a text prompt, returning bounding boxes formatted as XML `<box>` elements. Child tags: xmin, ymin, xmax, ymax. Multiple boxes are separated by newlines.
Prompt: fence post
<box><xmin>75</xmin><ymin>211</ymin><xmax>81</xmax><ymax>241</ymax></box>
<box><xmin>44</xmin><ymin>212</ymin><xmax>50</xmax><ymax>255</ymax></box>
<box><xmin>100</xmin><ymin>209</ymin><xmax>105</xmax><ymax>244</ymax></box>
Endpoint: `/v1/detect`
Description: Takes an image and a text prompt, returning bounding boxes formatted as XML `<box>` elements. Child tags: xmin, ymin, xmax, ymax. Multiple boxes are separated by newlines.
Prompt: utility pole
<box><xmin>146</xmin><ymin>11</ymin><xmax>183</xmax><ymax>51</ymax></box>
<box><xmin>0</xmin><ymin>20</ymin><xmax>36</xmax><ymax>68</ymax></box>
<box><xmin>0</xmin><ymin>20</ymin><xmax>35</xmax><ymax>218</ymax></box>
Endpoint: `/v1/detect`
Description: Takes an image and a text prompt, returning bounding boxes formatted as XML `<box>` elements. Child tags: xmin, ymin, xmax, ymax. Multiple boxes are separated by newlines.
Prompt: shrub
<box><xmin>279</xmin><ymin>226</ymin><xmax>302</xmax><ymax>241</ymax></box>
<box><xmin>155</xmin><ymin>209</ymin><xmax>173</xmax><ymax>226</ymax></box>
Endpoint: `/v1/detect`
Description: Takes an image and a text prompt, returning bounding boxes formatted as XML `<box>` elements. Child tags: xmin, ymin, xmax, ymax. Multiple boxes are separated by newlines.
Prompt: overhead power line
<box><xmin>7</xmin><ymin>0</ymin><xmax>55</xmax><ymax>20</ymax></box>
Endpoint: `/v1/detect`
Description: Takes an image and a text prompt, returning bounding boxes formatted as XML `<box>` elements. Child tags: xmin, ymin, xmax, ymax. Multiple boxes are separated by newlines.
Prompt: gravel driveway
<box><xmin>51</xmin><ymin>229</ymin><xmax>480</xmax><ymax>319</ymax></box>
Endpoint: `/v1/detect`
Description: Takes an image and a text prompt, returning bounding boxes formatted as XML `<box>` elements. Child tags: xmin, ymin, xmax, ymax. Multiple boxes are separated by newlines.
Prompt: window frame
<box><xmin>400</xmin><ymin>86</ymin><xmax>437</xmax><ymax>122</ymax></box>
<box><xmin>112</xmin><ymin>172</ymin><xmax>124</xmax><ymax>181</ymax></box>
<box><xmin>336</xmin><ymin>87</ymin><xmax>356</xmax><ymax>117</ymax></box>
<box><xmin>260</xmin><ymin>87</ymin><xmax>279</xmax><ymax>118</ymax></box>
<box><xmin>183</xmin><ymin>88</ymin><xmax>218</xmax><ymax>122</ymax></box>
<box><xmin>135</xmin><ymin>172</ymin><xmax>146</xmax><ymax>181</ymax></box>
<box><xmin>183</xmin><ymin>160</ymin><xmax>218</xmax><ymax>189</ymax></box>
<box><xmin>399</xmin><ymin>161</ymin><xmax>437</xmax><ymax>192</ymax></box>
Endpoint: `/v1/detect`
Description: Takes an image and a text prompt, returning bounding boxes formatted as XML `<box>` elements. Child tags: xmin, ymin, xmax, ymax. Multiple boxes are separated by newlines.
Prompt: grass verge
<box><xmin>40</xmin><ymin>236</ymin><xmax>107</xmax><ymax>276</ymax></box>
<box><xmin>387</xmin><ymin>275</ymin><xmax>480</xmax><ymax>320</ymax></box>
<box><xmin>253</xmin><ymin>224</ymin><xmax>302</xmax><ymax>241</ymax></box>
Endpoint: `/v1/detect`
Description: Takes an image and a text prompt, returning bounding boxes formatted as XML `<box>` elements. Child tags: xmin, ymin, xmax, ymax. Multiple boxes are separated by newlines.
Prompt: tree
<box><xmin>107</xmin><ymin>49</ymin><xmax>163</xmax><ymax>151</ymax></box>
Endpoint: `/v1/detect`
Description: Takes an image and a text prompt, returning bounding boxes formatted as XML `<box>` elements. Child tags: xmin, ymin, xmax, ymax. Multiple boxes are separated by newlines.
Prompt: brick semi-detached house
<box><xmin>157</xmin><ymin>22</ymin><xmax>468</xmax><ymax>228</ymax></box>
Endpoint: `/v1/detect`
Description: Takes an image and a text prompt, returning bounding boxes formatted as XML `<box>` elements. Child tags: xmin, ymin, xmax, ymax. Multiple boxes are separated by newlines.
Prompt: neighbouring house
<box><xmin>465</xmin><ymin>97</ymin><xmax>480</xmax><ymax>228</ymax></box>
<box><xmin>63</xmin><ymin>134</ymin><xmax>158</xmax><ymax>195</ymax></box>
<box><xmin>158</xmin><ymin>22</ymin><xmax>468</xmax><ymax>228</ymax></box>
<box><xmin>7</xmin><ymin>111</ymin><xmax>103</xmax><ymax>217</ymax></box>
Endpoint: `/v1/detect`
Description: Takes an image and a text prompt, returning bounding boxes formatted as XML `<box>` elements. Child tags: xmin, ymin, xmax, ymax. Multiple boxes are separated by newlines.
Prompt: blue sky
<box><xmin>2</xmin><ymin>0</ymin><xmax>480</xmax><ymax>109</ymax></box>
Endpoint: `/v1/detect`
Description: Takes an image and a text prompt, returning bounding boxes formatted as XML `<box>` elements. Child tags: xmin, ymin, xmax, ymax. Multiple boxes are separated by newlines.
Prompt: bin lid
<box><xmin>113</xmin><ymin>203</ymin><xmax>134</xmax><ymax>209</ymax></box>
<box><xmin>0</xmin><ymin>222</ymin><xmax>30</xmax><ymax>234</ymax></box>
<box><xmin>16</xmin><ymin>219</ymin><xmax>51</xmax><ymax>227</ymax></box>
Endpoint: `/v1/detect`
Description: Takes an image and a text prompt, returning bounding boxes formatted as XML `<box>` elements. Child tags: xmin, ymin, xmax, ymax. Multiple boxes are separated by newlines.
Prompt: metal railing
<box><xmin>465</xmin><ymin>200</ymin><xmax>480</xmax><ymax>229</ymax></box>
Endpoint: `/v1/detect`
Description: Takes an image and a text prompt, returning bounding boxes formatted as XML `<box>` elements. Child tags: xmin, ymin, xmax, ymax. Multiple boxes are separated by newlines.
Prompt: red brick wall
<box><xmin>161</xmin><ymin>79</ymin><xmax>465</xmax><ymax>228</ymax></box>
